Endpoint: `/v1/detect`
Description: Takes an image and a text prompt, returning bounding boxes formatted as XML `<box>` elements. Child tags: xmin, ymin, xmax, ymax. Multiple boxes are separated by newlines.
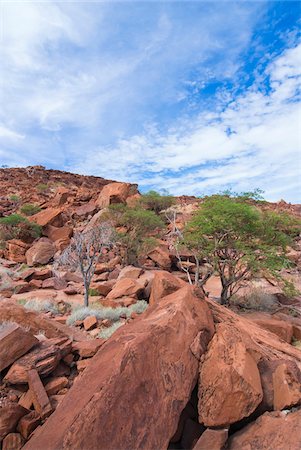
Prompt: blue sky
<box><xmin>0</xmin><ymin>1</ymin><xmax>300</xmax><ymax>201</ymax></box>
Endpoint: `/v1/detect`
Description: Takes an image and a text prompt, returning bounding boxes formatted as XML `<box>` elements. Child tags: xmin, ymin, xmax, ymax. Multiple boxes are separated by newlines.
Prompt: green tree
<box><xmin>184</xmin><ymin>195</ymin><xmax>300</xmax><ymax>305</ymax></box>
<box><xmin>105</xmin><ymin>204</ymin><xmax>164</xmax><ymax>265</ymax></box>
<box><xmin>139</xmin><ymin>190</ymin><xmax>175</xmax><ymax>214</ymax></box>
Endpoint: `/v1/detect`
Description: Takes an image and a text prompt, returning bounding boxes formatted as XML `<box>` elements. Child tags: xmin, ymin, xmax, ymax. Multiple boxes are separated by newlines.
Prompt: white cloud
<box><xmin>70</xmin><ymin>42</ymin><xmax>301</xmax><ymax>202</ymax></box>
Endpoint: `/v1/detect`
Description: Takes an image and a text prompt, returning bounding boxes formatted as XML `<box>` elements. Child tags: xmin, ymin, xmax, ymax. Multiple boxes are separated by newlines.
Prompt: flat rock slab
<box><xmin>0</xmin><ymin>323</ymin><xmax>38</xmax><ymax>372</ymax></box>
<box><xmin>23</xmin><ymin>286</ymin><xmax>214</xmax><ymax>450</ymax></box>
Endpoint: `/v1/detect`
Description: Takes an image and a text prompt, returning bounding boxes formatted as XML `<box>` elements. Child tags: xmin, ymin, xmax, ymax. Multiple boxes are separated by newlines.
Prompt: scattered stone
<box><xmin>2</xmin><ymin>432</ymin><xmax>23</xmax><ymax>450</ymax></box>
<box><xmin>72</xmin><ymin>340</ymin><xmax>105</xmax><ymax>358</ymax></box>
<box><xmin>27</xmin><ymin>369</ymin><xmax>52</xmax><ymax>419</ymax></box>
<box><xmin>45</xmin><ymin>377</ymin><xmax>68</xmax><ymax>396</ymax></box>
<box><xmin>17</xmin><ymin>411</ymin><xmax>41</xmax><ymax>440</ymax></box>
<box><xmin>0</xmin><ymin>403</ymin><xmax>28</xmax><ymax>441</ymax></box>
<box><xmin>0</xmin><ymin>323</ymin><xmax>38</xmax><ymax>372</ymax></box>
<box><xmin>4</xmin><ymin>341</ymin><xmax>61</xmax><ymax>384</ymax></box>
<box><xmin>18</xmin><ymin>391</ymin><xmax>33</xmax><ymax>410</ymax></box>
<box><xmin>83</xmin><ymin>316</ymin><xmax>98</xmax><ymax>331</ymax></box>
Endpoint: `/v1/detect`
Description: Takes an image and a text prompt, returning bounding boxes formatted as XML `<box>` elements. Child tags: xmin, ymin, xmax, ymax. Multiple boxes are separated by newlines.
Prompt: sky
<box><xmin>0</xmin><ymin>1</ymin><xmax>300</xmax><ymax>202</ymax></box>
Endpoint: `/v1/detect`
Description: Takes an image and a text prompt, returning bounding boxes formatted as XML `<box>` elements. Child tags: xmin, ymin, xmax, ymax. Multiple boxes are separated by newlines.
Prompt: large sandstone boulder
<box><xmin>147</xmin><ymin>246</ymin><xmax>172</xmax><ymax>270</ymax></box>
<box><xmin>149</xmin><ymin>270</ymin><xmax>186</xmax><ymax>305</ymax></box>
<box><xmin>106</xmin><ymin>278</ymin><xmax>144</xmax><ymax>299</ymax></box>
<box><xmin>227</xmin><ymin>410</ymin><xmax>301</xmax><ymax>450</ymax></box>
<box><xmin>272</xmin><ymin>361</ymin><xmax>301</xmax><ymax>410</ymax></box>
<box><xmin>198</xmin><ymin>323</ymin><xmax>263</xmax><ymax>427</ymax></box>
<box><xmin>30</xmin><ymin>208</ymin><xmax>63</xmax><ymax>228</ymax></box>
<box><xmin>23</xmin><ymin>286</ymin><xmax>215</xmax><ymax>450</ymax></box>
<box><xmin>44</xmin><ymin>225</ymin><xmax>73</xmax><ymax>244</ymax></box>
<box><xmin>26</xmin><ymin>240</ymin><xmax>55</xmax><ymax>266</ymax></box>
<box><xmin>96</xmin><ymin>182</ymin><xmax>132</xmax><ymax>208</ymax></box>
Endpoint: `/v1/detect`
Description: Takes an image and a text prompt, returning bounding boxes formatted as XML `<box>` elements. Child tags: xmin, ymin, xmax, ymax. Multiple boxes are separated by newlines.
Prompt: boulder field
<box><xmin>21</xmin><ymin>283</ymin><xmax>301</xmax><ymax>450</ymax></box>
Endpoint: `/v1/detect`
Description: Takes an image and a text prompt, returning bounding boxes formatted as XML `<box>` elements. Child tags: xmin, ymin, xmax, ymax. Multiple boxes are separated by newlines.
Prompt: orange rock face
<box><xmin>23</xmin><ymin>287</ymin><xmax>215</xmax><ymax>450</ymax></box>
<box><xmin>96</xmin><ymin>182</ymin><xmax>134</xmax><ymax>208</ymax></box>
<box><xmin>227</xmin><ymin>410</ymin><xmax>301</xmax><ymax>450</ymax></box>
<box><xmin>198</xmin><ymin>322</ymin><xmax>263</xmax><ymax>427</ymax></box>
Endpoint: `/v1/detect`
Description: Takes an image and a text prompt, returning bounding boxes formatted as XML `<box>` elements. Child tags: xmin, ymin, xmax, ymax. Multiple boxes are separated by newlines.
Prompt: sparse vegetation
<box><xmin>20</xmin><ymin>203</ymin><xmax>41</xmax><ymax>216</ymax></box>
<box><xmin>0</xmin><ymin>213</ymin><xmax>42</xmax><ymax>243</ymax></box>
<box><xmin>24</xmin><ymin>299</ymin><xmax>59</xmax><ymax>314</ymax></box>
<box><xmin>230</xmin><ymin>287</ymin><xmax>278</xmax><ymax>311</ymax></box>
<box><xmin>9</xmin><ymin>194</ymin><xmax>20</xmax><ymax>202</ymax></box>
<box><xmin>98</xmin><ymin>321</ymin><xmax>124</xmax><ymax>339</ymax></box>
<box><xmin>66</xmin><ymin>300</ymin><xmax>148</xmax><ymax>325</ymax></box>
<box><xmin>36</xmin><ymin>183</ymin><xmax>48</xmax><ymax>192</ymax></box>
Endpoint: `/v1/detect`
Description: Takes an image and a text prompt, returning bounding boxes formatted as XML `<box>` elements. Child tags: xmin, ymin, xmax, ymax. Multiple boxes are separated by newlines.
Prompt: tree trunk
<box><xmin>84</xmin><ymin>280</ymin><xmax>89</xmax><ymax>307</ymax></box>
<box><xmin>220</xmin><ymin>285</ymin><xmax>229</xmax><ymax>305</ymax></box>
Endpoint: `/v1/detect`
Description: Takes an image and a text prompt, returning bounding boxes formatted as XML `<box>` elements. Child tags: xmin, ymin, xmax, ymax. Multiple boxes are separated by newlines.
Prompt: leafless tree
<box><xmin>56</xmin><ymin>223</ymin><xmax>115</xmax><ymax>306</ymax></box>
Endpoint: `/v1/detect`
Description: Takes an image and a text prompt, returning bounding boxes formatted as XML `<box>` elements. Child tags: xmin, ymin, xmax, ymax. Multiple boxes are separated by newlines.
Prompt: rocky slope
<box><xmin>0</xmin><ymin>166</ymin><xmax>301</xmax><ymax>450</ymax></box>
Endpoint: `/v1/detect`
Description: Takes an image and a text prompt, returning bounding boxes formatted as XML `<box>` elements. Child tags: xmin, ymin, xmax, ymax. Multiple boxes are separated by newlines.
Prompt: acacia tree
<box><xmin>184</xmin><ymin>195</ymin><xmax>300</xmax><ymax>305</ymax></box>
<box><xmin>104</xmin><ymin>204</ymin><xmax>164</xmax><ymax>265</ymax></box>
<box><xmin>57</xmin><ymin>223</ymin><xmax>114</xmax><ymax>306</ymax></box>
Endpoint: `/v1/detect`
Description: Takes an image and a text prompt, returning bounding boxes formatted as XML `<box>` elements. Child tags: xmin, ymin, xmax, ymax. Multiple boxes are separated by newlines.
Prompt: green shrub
<box><xmin>10</xmin><ymin>194</ymin><xmax>20</xmax><ymax>202</ymax></box>
<box><xmin>0</xmin><ymin>213</ymin><xmax>42</xmax><ymax>242</ymax></box>
<box><xmin>140</xmin><ymin>190</ymin><xmax>175</xmax><ymax>214</ymax></box>
<box><xmin>282</xmin><ymin>280</ymin><xmax>300</xmax><ymax>299</ymax></box>
<box><xmin>36</xmin><ymin>183</ymin><xmax>48</xmax><ymax>192</ymax></box>
<box><xmin>88</xmin><ymin>288</ymin><xmax>99</xmax><ymax>297</ymax></box>
<box><xmin>20</xmin><ymin>203</ymin><xmax>41</xmax><ymax>216</ymax></box>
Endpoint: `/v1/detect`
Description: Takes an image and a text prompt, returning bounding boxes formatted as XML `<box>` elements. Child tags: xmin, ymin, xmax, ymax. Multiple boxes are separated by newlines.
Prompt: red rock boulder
<box><xmin>227</xmin><ymin>410</ymin><xmax>301</xmax><ymax>450</ymax></box>
<box><xmin>96</xmin><ymin>182</ymin><xmax>132</xmax><ymax>208</ymax></box>
<box><xmin>26</xmin><ymin>240</ymin><xmax>55</xmax><ymax>266</ymax></box>
<box><xmin>198</xmin><ymin>323</ymin><xmax>263</xmax><ymax>427</ymax></box>
<box><xmin>23</xmin><ymin>287</ymin><xmax>215</xmax><ymax>450</ymax></box>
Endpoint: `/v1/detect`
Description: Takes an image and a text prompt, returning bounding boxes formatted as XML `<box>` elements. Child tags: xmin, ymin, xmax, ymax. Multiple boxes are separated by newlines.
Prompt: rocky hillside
<box><xmin>0</xmin><ymin>166</ymin><xmax>301</xmax><ymax>450</ymax></box>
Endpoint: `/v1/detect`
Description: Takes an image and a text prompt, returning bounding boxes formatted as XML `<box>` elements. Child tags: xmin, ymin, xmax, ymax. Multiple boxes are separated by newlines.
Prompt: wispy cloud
<box><xmin>0</xmin><ymin>1</ymin><xmax>300</xmax><ymax>201</ymax></box>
